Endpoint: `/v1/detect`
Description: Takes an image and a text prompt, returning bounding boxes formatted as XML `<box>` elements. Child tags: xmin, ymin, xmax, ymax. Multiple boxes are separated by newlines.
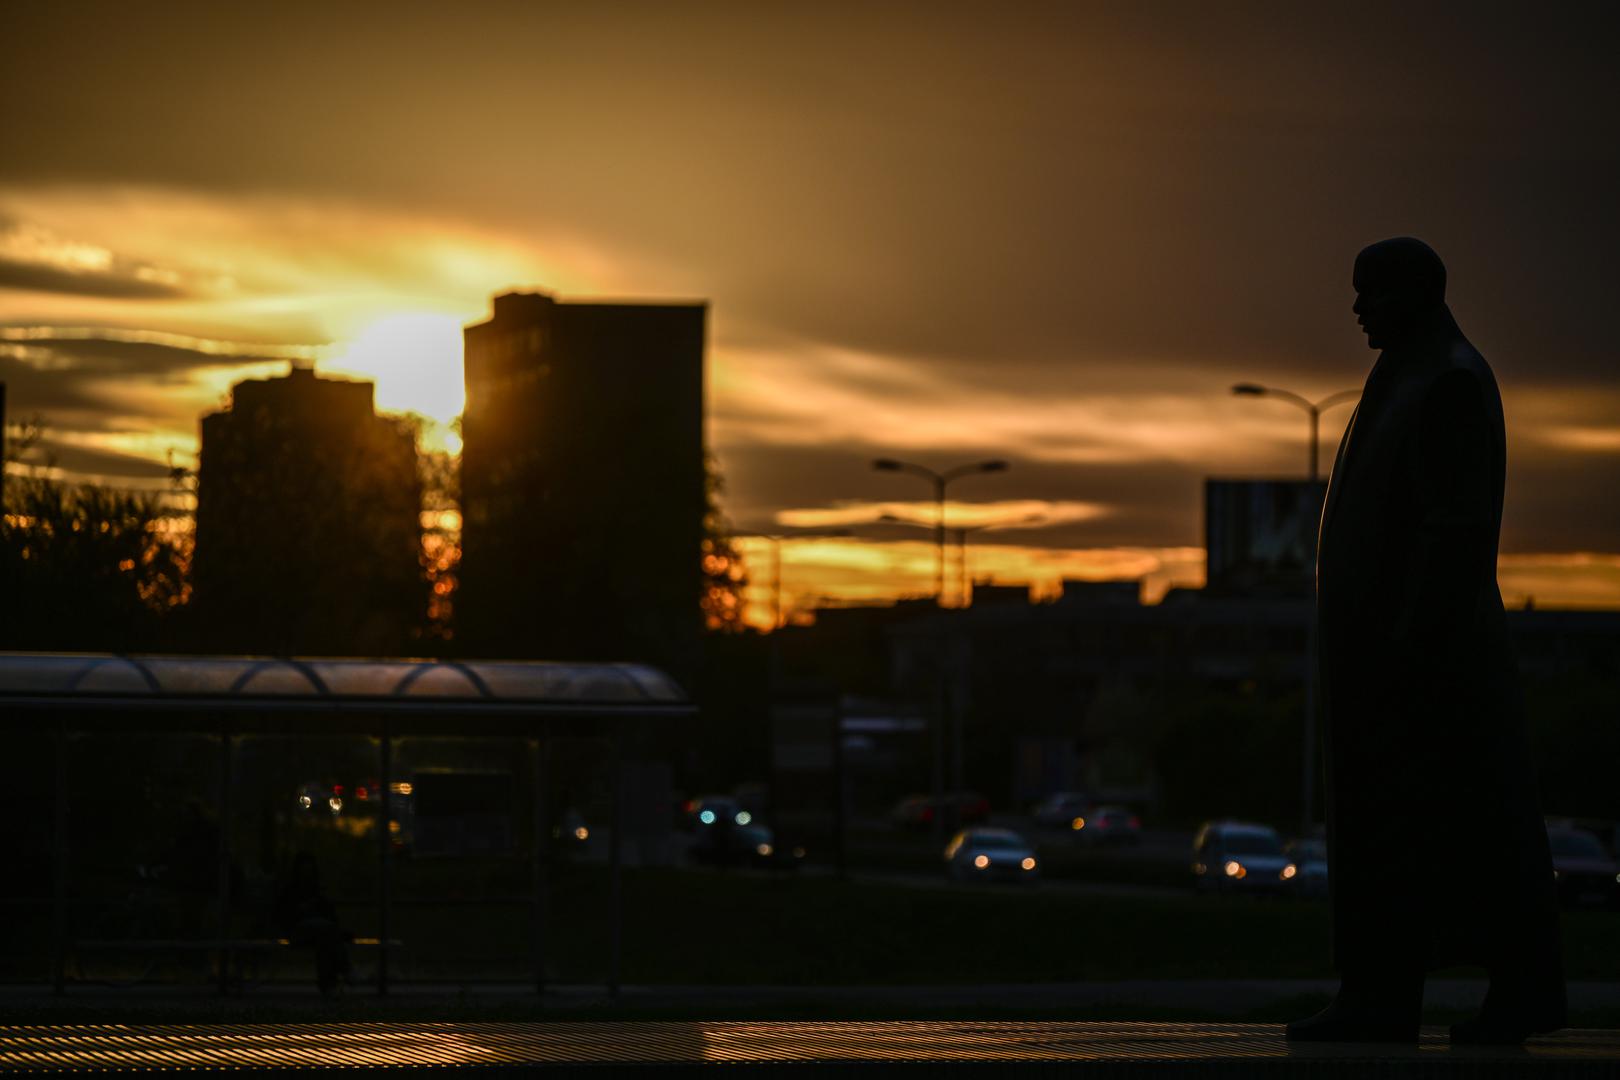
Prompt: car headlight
<box><xmin>1224</xmin><ymin>860</ymin><xmax>1246</xmax><ymax>879</ymax></box>
<box><xmin>1071</xmin><ymin>817</ymin><xmax>1086</xmax><ymax>830</ymax></box>
<box><xmin>1021</xmin><ymin>857</ymin><xmax>1036</xmax><ymax>871</ymax></box>
<box><xmin>973</xmin><ymin>854</ymin><xmax>990</xmax><ymax>869</ymax></box>
<box><xmin>1280</xmin><ymin>864</ymin><xmax>1297</xmax><ymax>880</ymax></box>
<box><xmin>756</xmin><ymin>843</ymin><xmax>773</xmax><ymax>857</ymax></box>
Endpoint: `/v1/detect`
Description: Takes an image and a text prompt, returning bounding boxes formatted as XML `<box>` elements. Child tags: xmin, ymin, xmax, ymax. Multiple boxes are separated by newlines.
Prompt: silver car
<box><xmin>945</xmin><ymin>827</ymin><xmax>1040</xmax><ymax>884</ymax></box>
<box><xmin>1193</xmin><ymin>821</ymin><xmax>1296</xmax><ymax>894</ymax></box>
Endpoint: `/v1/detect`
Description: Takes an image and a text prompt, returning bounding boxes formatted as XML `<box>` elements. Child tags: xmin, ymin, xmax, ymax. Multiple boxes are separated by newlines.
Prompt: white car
<box><xmin>945</xmin><ymin>827</ymin><xmax>1040</xmax><ymax>884</ymax></box>
<box><xmin>1193</xmin><ymin>821</ymin><xmax>1296</xmax><ymax>894</ymax></box>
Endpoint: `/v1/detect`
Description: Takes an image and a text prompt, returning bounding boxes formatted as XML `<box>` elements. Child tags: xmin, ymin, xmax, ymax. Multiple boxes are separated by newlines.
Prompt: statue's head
<box><xmin>1352</xmin><ymin>237</ymin><xmax>1446</xmax><ymax>350</ymax></box>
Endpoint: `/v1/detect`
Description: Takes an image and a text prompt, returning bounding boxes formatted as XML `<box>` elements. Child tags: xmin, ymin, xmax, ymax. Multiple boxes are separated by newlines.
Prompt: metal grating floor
<box><xmin>1</xmin><ymin>1021</ymin><xmax>1618</xmax><ymax>1076</ymax></box>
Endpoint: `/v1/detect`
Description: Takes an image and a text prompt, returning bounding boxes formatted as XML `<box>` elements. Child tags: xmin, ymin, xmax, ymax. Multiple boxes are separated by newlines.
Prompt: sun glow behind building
<box><xmin>322</xmin><ymin>312</ymin><xmax>470</xmax><ymax>450</ymax></box>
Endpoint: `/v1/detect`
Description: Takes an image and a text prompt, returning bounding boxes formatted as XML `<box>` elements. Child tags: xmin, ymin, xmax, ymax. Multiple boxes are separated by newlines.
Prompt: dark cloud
<box><xmin>19</xmin><ymin>437</ymin><xmax>175</xmax><ymax>481</ymax></box>
<box><xmin>0</xmin><ymin>256</ymin><xmax>187</xmax><ymax>299</ymax></box>
<box><xmin>0</xmin><ymin>213</ymin><xmax>196</xmax><ymax>299</ymax></box>
<box><xmin>9</xmin><ymin>334</ymin><xmax>285</xmax><ymax>376</ymax></box>
<box><xmin>0</xmin><ymin>351</ymin><xmax>110</xmax><ymax>417</ymax></box>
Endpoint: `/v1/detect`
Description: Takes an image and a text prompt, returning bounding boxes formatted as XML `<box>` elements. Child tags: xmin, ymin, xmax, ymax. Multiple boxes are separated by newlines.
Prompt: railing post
<box><xmin>216</xmin><ymin>726</ymin><xmax>232</xmax><ymax>995</ymax></box>
<box><xmin>52</xmin><ymin>717</ymin><xmax>67</xmax><ymax>995</ymax></box>
<box><xmin>833</xmin><ymin>698</ymin><xmax>848</xmax><ymax>881</ymax></box>
<box><xmin>531</xmin><ymin>735</ymin><xmax>548</xmax><ymax>998</ymax></box>
<box><xmin>377</xmin><ymin>718</ymin><xmax>392</xmax><ymax>995</ymax></box>
<box><xmin>608</xmin><ymin>731</ymin><xmax>622</xmax><ymax>998</ymax></box>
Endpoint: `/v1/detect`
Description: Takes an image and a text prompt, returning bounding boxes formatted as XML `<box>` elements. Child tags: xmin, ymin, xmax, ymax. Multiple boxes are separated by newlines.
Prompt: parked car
<box><xmin>1284</xmin><ymin>838</ymin><xmax>1329</xmax><ymax>898</ymax></box>
<box><xmin>732</xmin><ymin>782</ymin><xmax>770</xmax><ymax>819</ymax></box>
<box><xmin>945</xmin><ymin>827</ymin><xmax>1040</xmax><ymax>884</ymax></box>
<box><xmin>1032</xmin><ymin>792</ymin><xmax>1092</xmax><ymax>830</ymax></box>
<box><xmin>689</xmin><ymin>820</ymin><xmax>805</xmax><ymax>870</ymax></box>
<box><xmin>1074</xmin><ymin>805</ymin><xmax>1142</xmax><ymax>847</ymax></box>
<box><xmin>1193</xmin><ymin>821</ymin><xmax>1296</xmax><ymax>894</ymax></box>
<box><xmin>682</xmin><ymin>794</ymin><xmax>755</xmax><ymax>831</ymax></box>
<box><xmin>891</xmin><ymin>792</ymin><xmax>991</xmax><ymax>830</ymax></box>
<box><xmin>1548</xmin><ymin>825</ymin><xmax>1620</xmax><ymax>908</ymax></box>
<box><xmin>550</xmin><ymin>808</ymin><xmax>592</xmax><ymax>856</ymax></box>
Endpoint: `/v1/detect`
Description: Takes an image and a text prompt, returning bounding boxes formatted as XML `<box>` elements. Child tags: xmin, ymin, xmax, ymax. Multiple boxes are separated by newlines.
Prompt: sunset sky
<box><xmin>3</xmin><ymin>3</ymin><xmax>1619</xmax><ymax>624</ymax></box>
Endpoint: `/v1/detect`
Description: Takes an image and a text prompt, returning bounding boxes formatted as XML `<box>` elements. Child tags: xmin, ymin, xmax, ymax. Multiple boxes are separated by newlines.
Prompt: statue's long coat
<box><xmin>1316</xmin><ymin>308</ymin><xmax>1561</xmax><ymax>980</ymax></box>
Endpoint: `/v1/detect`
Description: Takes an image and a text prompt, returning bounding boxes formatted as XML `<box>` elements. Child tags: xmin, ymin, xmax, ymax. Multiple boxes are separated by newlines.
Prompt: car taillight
<box><xmin>1129</xmin><ymin>817</ymin><xmax>1141</xmax><ymax>828</ymax></box>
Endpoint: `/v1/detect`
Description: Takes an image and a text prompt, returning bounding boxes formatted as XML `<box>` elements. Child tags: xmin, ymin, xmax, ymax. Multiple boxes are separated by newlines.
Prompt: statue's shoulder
<box><xmin>1445</xmin><ymin>332</ymin><xmax>1487</xmax><ymax>371</ymax></box>
<box><xmin>1427</xmin><ymin>337</ymin><xmax>1504</xmax><ymax>429</ymax></box>
<box><xmin>1440</xmin><ymin>337</ymin><xmax>1497</xmax><ymax>393</ymax></box>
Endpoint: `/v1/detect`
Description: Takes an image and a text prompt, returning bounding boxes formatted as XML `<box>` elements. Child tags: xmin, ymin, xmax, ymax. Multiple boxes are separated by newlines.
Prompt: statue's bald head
<box><xmin>1351</xmin><ymin>237</ymin><xmax>1447</xmax><ymax>350</ymax></box>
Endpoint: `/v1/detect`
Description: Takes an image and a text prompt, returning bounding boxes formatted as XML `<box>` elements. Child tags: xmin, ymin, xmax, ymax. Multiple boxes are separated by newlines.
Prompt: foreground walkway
<box><xmin>2</xmin><ymin>1021</ymin><xmax>1618</xmax><ymax>1077</ymax></box>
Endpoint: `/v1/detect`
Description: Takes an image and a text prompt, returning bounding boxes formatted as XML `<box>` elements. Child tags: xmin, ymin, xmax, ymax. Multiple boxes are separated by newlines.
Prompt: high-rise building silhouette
<box><xmin>191</xmin><ymin>366</ymin><xmax>422</xmax><ymax>655</ymax></box>
<box><xmin>459</xmin><ymin>290</ymin><xmax>706</xmax><ymax>676</ymax></box>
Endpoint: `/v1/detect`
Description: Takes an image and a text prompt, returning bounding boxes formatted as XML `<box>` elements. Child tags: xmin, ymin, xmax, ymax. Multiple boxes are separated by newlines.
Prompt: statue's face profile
<box><xmin>1351</xmin><ymin>269</ymin><xmax>1410</xmax><ymax>351</ymax></box>
<box><xmin>1351</xmin><ymin>238</ymin><xmax>1445</xmax><ymax>351</ymax></box>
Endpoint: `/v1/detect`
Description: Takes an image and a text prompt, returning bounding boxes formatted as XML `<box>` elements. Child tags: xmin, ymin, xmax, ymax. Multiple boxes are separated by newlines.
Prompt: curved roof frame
<box><xmin>0</xmin><ymin>653</ymin><xmax>691</xmax><ymax>734</ymax></box>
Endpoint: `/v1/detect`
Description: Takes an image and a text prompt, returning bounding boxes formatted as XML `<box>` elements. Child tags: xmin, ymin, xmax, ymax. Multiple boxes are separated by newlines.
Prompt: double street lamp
<box><xmin>871</xmin><ymin>458</ymin><xmax>1009</xmax><ymax>605</ymax></box>
<box><xmin>1230</xmin><ymin>384</ymin><xmax>1361</xmax><ymax>483</ymax></box>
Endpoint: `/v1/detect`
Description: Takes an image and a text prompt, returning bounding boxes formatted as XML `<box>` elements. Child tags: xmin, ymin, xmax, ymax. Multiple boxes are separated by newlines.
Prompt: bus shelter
<box><xmin>0</xmin><ymin>653</ymin><xmax>693</xmax><ymax>996</ymax></box>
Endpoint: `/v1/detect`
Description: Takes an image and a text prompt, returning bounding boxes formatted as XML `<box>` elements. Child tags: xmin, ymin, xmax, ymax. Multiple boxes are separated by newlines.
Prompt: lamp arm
<box><xmin>1255</xmin><ymin>387</ymin><xmax>1315</xmax><ymax>413</ymax></box>
<box><xmin>1313</xmin><ymin>389</ymin><xmax>1361</xmax><ymax>413</ymax></box>
<box><xmin>895</xmin><ymin>461</ymin><xmax>944</xmax><ymax>483</ymax></box>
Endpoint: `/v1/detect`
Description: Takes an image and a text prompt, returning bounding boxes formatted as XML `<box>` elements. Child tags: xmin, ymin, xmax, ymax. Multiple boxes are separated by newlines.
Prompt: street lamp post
<box><xmin>1230</xmin><ymin>382</ymin><xmax>1359</xmax><ymax>835</ymax></box>
<box><xmin>871</xmin><ymin>458</ymin><xmax>1009</xmax><ymax>605</ymax></box>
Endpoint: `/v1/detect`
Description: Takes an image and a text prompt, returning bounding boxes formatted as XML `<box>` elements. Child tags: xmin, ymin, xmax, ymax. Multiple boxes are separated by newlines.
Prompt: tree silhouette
<box><xmin>701</xmin><ymin>451</ymin><xmax>748</xmax><ymax>633</ymax></box>
<box><xmin>0</xmin><ymin>418</ymin><xmax>188</xmax><ymax>651</ymax></box>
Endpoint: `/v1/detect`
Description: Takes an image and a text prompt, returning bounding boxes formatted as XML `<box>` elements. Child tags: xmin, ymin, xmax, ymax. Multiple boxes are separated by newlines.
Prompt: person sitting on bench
<box><xmin>274</xmin><ymin>851</ymin><xmax>352</xmax><ymax>996</ymax></box>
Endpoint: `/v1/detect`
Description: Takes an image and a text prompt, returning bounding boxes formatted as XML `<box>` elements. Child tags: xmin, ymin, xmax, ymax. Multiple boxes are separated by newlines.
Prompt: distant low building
<box><xmin>191</xmin><ymin>366</ymin><xmax>422</xmax><ymax>655</ymax></box>
<box><xmin>459</xmin><ymin>290</ymin><xmax>706</xmax><ymax>677</ymax></box>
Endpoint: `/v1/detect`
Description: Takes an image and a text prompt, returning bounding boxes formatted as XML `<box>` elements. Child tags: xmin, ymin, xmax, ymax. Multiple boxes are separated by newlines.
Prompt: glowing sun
<box><xmin>325</xmin><ymin>312</ymin><xmax>466</xmax><ymax>435</ymax></box>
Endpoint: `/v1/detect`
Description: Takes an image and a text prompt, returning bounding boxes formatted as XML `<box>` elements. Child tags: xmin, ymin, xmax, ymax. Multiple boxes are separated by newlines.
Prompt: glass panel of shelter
<box><xmin>57</xmin><ymin>727</ymin><xmax>224</xmax><ymax>987</ymax></box>
<box><xmin>37</xmin><ymin>722</ymin><xmax>623</xmax><ymax>991</ymax></box>
<box><xmin>383</xmin><ymin>734</ymin><xmax>618</xmax><ymax>987</ymax></box>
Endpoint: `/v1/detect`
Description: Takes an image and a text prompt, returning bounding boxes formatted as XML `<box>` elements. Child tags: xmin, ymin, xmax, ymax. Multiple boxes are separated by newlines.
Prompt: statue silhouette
<box><xmin>1287</xmin><ymin>238</ymin><xmax>1565</xmax><ymax>1045</ymax></box>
